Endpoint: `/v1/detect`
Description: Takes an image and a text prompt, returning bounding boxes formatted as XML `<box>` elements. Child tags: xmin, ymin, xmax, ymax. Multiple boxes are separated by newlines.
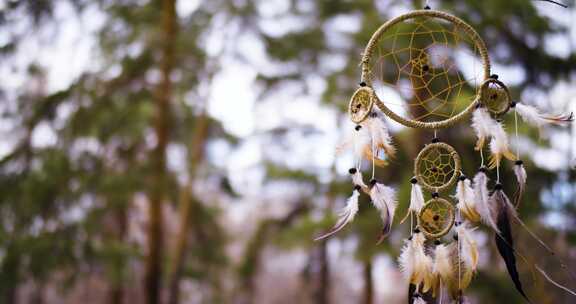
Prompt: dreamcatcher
<box><xmin>316</xmin><ymin>5</ymin><xmax>574</xmax><ymax>304</ymax></box>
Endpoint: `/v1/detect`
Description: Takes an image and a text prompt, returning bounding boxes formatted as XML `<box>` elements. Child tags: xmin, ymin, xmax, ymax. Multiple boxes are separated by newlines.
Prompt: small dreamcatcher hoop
<box><xmin>349</xmin><ymin>86</ymin><xmax>375</xmax><ymax>123</ymax></box>
<box><xmin>418</xmin><ymin>197</ymin><xmax>455</xmax><ymax>238</ymax></box>
<box><xmin>480</xmin><ymin>78</ymin><xmax>511</xmax><ymax>115</ymax></box>
<box><xmin>360</xmin><ymin>10</ymin><xmax>491</xmax><ymax>129</ymax></box>
<box><xmin>414</xmin><ymin>142</ymin><xmax>461</xmax><ymax>192</ymax></box>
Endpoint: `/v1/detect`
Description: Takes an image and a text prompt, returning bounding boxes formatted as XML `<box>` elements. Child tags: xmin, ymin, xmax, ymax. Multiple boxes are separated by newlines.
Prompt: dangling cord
<box><xmin>371</xmin><ymin>130</ymin><xmax>376</xmax><ymax>180</ymax></box>
<box><xmin>457</xmin><ymin>210</ymin><xmax>462</xmax><ymax>296</ymax></box>
<box><xmin>479</xmin><ymin>149</ymin><xmax>485</xmax><ymax>168</ymax></box>
<box><xmin>514</xmin><ymin>102</ymin><xmax>520</xmax><ymax>159</ymax></box>
<box><xmin>496</xmin><ymin>164</ymin><xmax>501</xmax><ymax>183</ymax></box>
<box><xmin>410</xmin><ymin>212</ymin><xmax>414</xmax><ymax>235</ymax></box>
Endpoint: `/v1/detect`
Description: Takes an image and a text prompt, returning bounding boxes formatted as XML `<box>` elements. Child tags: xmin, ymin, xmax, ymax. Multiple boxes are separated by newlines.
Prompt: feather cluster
<box><xmin>515</xmin><ymin>103</ymin><xmax>573</xmax><ymax>128</ymax></box>
<box><xmin>363</xmin><ymin>114</ymin><xmax>396</xmax><ymax>159</ymax></box>
<box><xmin>314</xmin><ymin>188</ymin><xmax>360</xmax><ymax>241</ymax></box>
<box><xmin>455</xmin><ymin>178</ymin><xmax>480</xmax><ymax>223</ymax></box>
<box><xmin>336</xmin><ymin>125</ymin><xmax>371</xmax><ymax>163</ymax></box>
<box><xmin>473</xmin><ymin>171</ymin><xmax>499</xmax><ymax>232</ymax></box>
<box><xmin>370</xmin><ymin>181</ymin><xmax>397</xmax><ymax>242</ymax></box>
<box><xmin>487</xmin><ymin>120</ymin><xmax>516</xmax><ymax>169</ymax></box>
<box><xmin>401</xmin><ymin>179</ymin><xmax>425</xmax><ymax>224</ymax></box>
<box><xmin>432</xmin><ymin>243</ymin><xmax>455</xmax><ymax>297</ymax></box>
<box><xmin>399</xmin><ymin>232</ymin><xmax>434</xmax><ymax>293</ymax></box>
<box><xmin>472</xmin><ymin>107</ymin><xmax>493</xmax><ymax>151</ymax></box>
<box><xmin>471</xmin><ymin>106</ymin><xmax>515</xmax><ymax>168</ymax></box>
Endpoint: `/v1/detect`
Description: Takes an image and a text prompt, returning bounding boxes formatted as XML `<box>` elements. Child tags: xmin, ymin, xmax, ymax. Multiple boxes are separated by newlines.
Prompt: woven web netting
<box><xmin>417</xmin><ymin>145</ymin><xmax>457</xmax><ymax>189</ymax></box>
<box><xmin>369</xmin><ymin>14</ymin><xmax>485</xmax><ymax>123</ymax></box>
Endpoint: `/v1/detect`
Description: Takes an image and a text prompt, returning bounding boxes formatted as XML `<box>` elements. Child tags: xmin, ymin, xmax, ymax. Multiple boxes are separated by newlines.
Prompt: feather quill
<box><xmin>472</xmin><ymin>107</ymin><xmax>493</xmax><ymax>150</ymax></box>
<box><xmin>491</xmin><ymin>186</ymin><xmax>531</xmax><ymax>303</ymax></box>
<box><xmin>314</xmin><ymin>188</ymin><xmax>360</xmax><ymax>241</ymax></box>
<box><xmin>401</xmin><ymin>179</ymin><xmax>425</xmax><ymax>224</ymax></box>
<box><xmin>515</xmin><ymin>103</ymin><xmax>573</xmax><ymax>128</ymax></box>
<box><xmin>455</xmin><ymin>178</ymin><xmax>481</xmax><ymax>223</ymax></box>
<box><xmin>513</xmin><ymin>161</ymin><xmax>527</xmax><ymax>207</ymax></box>
<box><xmin>488</xmin><ymin>121</ymin><xmax>516</xmax><ymax>169</ymax></box>
<box><xmin>473</xmin><ymin>171</ymin><xmax>499</xmax><ymax>232</ymax></box>
<box><xmin>369</xmin><ymin>181</ymin><xmax>397</xmax><ymax>242</ymax></box>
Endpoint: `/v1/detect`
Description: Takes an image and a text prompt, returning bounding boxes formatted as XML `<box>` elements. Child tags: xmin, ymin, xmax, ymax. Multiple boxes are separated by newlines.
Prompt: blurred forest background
<box><xmin>0</xmin><ymin>0</ymin><xmax>575</xmax><ymax>303</ymax></box>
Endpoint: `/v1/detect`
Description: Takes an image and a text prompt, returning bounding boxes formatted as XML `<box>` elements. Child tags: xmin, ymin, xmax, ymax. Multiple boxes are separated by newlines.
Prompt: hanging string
<box><xmin>457</xmin><ymin>209</ymin><xmax>462</xmax><ymax>295</ymax></box>
<box><xmin>514</xmin><ymin>105</ymin><xmax>520</xmax><ymax>159</ymax></box>
<box><xmin>479</xmin><ymin>148</ymin><xmax>485</xmax><ymax>167</ymax></box>
<box><xmin>371</xmin><ymin>131</ymin><xmax>376</xmax><ymax>179</ymax></box>
<box><xmin>496</xmin><ymin>163</ymin><xmax>501</xmax><ymax>183</ymax></box>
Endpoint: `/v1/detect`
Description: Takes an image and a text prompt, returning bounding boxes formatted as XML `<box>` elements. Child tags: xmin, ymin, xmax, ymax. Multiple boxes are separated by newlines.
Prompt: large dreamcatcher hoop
<box><xmin>360</xmin><ymin>10</ymin><xmax>491</xmax><ymax>129</ymax></box>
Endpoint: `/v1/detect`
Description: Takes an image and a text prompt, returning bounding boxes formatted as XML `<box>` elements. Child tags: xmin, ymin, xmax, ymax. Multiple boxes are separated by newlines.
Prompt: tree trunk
<box><xmin>362</xmin><ymin>260</ymin><xmax>373</xmax><ymax>304</ymax></box>
<box><xmin>167</xmin><ymin>111</ymin><xmax>209</xmax><ymax>304</ymax></box>
<box><xmin>145</xmin><ymin>0</ymin><xmax>177</xmax><ymax>303</ymax></box>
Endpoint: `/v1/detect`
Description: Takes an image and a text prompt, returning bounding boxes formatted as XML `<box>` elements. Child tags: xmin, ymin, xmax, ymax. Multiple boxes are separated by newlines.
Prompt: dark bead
<box><xmin>349</xmin><ymin>168</ymin><xmax>357</xmax><ymax>174</ymax></box>
<box><xmin>432</xmin><ymin>137</ymin><xmax>440</xmax><ymax>143</ymax></box>
<box><xmin>479</xmin><ymin>166</ymin><xmax>487</xmax><ymax>173</ymax></box>
<box><xmin>355</xmin><ymin>125</ymin><xmax>362</xmax><ymax>131</ymax></box>
<box><xmin>490</xmin><ymin>74</ymin><xmax>499</xmax><ymax>79</ymax></box>
<box><xmin>410</xmin><ymin>177</ymin><xmax>418</xmax><ymax>184</ymax></box>
<box><xmin>453</xmin><ymin>234</ymin><xmax>459</xmax><ymax>241</ymax></box>
<box><xmin>414</xmin><ymin>228</ymin><xmax>421</xmax><ymax>233</ymax></box>
<box><xmin>434</xmin><ymin>240</ymin><xmax>441</xmax><ymax>245</ymax></box>
<box><xmin>510</xmin><ymin>101</ymin><xmax>517</xmax><ymax>108</ymax></box>
<box><xmin>458</xmin><ymin>175</ymin><xmax>467</xmax><ymax>181</ymax></box>
<box><xmin>422</xmin><ymin>65</ymin><xmax>429</xmax><ymax>72</ymax></box>
<box><xmin>515</xmin><ymin>160</ymin><xmax>524</xmax><ymax>165</ymax></box>
<box><xmin>359</xmin><ymin>82</ymin><xmax>367</xmax><ymax>87</ymax></box>
<box><xmin>370</xmin><ymin>112</ymin><xmax>378</xmax><ymax>118</ymax></box>
<box><xmin>354</xmin><ymin>185</ymin><xmax>362</xmax><ymax>191</ymax></box>
<box><xmin>370</xmin><ymin>179</ymin><xmax>377</xmax><ymax>186</ymax></box>
<box><xmin>424</xmin><ymin>5</ymin><xmax>431</xmax><ymax>9</ymax></box>
<box><xmin>495</xmin><ymin>183</ymin><xmax>503</xmax><ymax>190</ymax></box>
<box><xmin>432</xmin><ymin>192</ymin><xmax>439</xmax><ymax>198</ymax></box>
<box><xmin>408</xmin><ymin>236</ymin><xmax>413</xmax><ymax>241</ymax></box>
<box><xmin>433</xmin><ymin>215</ymin><xmax>440</xmax><ymax>221</ymax></box>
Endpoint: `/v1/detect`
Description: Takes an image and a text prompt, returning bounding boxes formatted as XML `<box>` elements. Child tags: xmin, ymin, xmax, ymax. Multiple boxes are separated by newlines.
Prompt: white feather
<box><xmin>455</xmin><ymin>224</ymin><xmax>479</xmax><ymax>272</ymax></box>
<box><xmin>370</xmin><ymin>183</ymin><xmax>398</xmax><ymax>223</ymax></box>
<box><xmin>363</xmin><ymin>115</ymin><xmax>396</xmax><ymax>157</ymax></box>
<box><xmin>515</xmin><ymin>103</ymin><xmax>573</xmax><ymax>128</ymax></box>
<box><xmin>513</xmin><ymin>163</ymin><xmax>527</xmax><ymax>188</ymax></box>
<box><xmin>399</xmin><ymin>233</ymin><xmax>433</xmax><ymax>291</ymax></box>
<box><xmin>488</xmin><ymin>121</ymin><xmax>510</xmax><ymax>154</ymax></box>
<box><xmin>433</xmin><ymin>244</ymin><xmax>454</xmax><ymax>283</ymax></box>
<box><xmin>399</xmin><ymin>238</ymin><xmax>415</xmax><ymax>283</ymax></box>
<box><xmin>336</xmin><ymin>125</ymin><xmax>371</xmax><ymax>160</ymax></box>
<box><xmin>413</xmin><ymin>296</ymin><xmax>427</xmax><ymax>304</ymax></box>
<box><xmin>455</xmin><ymin>179</ymin><xmax>480</xmax><ymax>223</ymax></box>
<box><xmin>314</xmin><ymin>190</ymin><xmax>360</xmax><ymax>241</ymax></box>
<box><xmin>473</xmin><ymin>171</ymin><xmax>499</xmax><ymax>233</ymax></box>
<box><xmin>471</xmin><ymin>107</ymin><xmax>494</xmax><ymax>150</ymax></box>
<box><xmin>409</xmin><ymin>183</ymin><xmax>425</xmax><ymax>213</ymax></box>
